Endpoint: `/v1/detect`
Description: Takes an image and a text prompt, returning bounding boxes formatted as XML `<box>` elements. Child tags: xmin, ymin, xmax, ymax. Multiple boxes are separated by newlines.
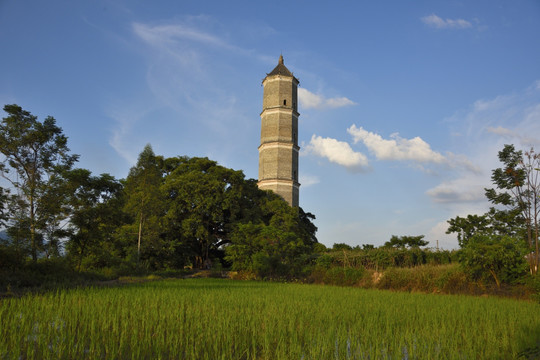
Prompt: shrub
<box><xmin>459</xmin><ymin>234</ymin><xmax>528</xmax><ymax>287</ymax></box>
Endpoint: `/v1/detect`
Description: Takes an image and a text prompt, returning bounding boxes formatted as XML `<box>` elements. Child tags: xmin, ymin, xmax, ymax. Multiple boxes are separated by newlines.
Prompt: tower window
<box><xmin>283</xmin><ymin>99</ymin><xmax>287</xmax><ymax>106</ymax></box>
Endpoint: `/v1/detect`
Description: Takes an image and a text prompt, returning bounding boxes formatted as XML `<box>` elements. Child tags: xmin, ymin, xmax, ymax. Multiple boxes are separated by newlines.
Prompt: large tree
<box><xmin>225</xmin><ymin>195</ymin><xmax>318</xmax><ymax>278</ymax></box>
<box><xmin>485</xmin><ymin>145</ymin><xmax>539</xmax><ymax>274</ymax></box>
<box><xmin>159</xmin><ymin>156</ymin><xmax>318</xmax><ymax>270</ymax></box>
<box><xmin>122</xmin><ymin>144</ymin><xmax>164</xmax><ymax>262</ymax></box>
<box><xmin>64</xmin><ymin>169</ymin><xmax>124</xmax><ymax>271</ymax></box>
<box><xmin>447</xmin><ymin>144</ymin><xmax>539</xmax><ymax>275</ymax></box>
<box><xmin>0</xmin><ymin>105</ymin><xmax>78</xmax><ymax>260</ymax></box>
<box><xmin>161</xmin><ymin>157</ymin><xmax>249</xmax><ymax>268</ymax></box>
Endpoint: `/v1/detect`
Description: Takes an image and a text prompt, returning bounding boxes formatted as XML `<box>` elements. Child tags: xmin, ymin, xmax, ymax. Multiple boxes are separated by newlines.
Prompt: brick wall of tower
<box><xmin>258</xmin><ymin>62</ymin><xmax>300</xmax><ymax>207</ymax></box>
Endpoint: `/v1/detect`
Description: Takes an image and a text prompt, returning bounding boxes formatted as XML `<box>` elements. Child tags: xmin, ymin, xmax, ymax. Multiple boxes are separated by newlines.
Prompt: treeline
<box><xmin>1</xmin><ymin>105</ymin><xmax>539</xmax><ymax>300</ymax></box>
<box><xmin>310</xmin><ymin>144</ymin><xmax>540</xmax><ymax>297</ymax></box>
<box><xmin>320</xmin><ymin>245</ymin><xmax>456</xmax><ymax>271</ymax></box>
<box><xmin>0</xmin><ymin>105</ymin><xmax>318</xmax><ymax>288</ymax></box>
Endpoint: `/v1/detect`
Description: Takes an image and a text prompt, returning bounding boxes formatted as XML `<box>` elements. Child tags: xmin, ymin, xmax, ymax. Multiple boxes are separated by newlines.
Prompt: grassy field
<box><xmin>1</xmin><ymin>278</ymin><xmax>539</xmax><ymax>359</ymax></box>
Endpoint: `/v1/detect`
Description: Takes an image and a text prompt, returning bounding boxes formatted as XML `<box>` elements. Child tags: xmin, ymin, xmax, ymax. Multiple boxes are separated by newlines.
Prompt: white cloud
<box><xmin>461</xmin><ymin>84</ymin><xmax>540</xmax><ymax>149</ymax></box>
<box><xmin>427</xmin><ymin>221</ymin><xmax>459</xmax><ymax>250</ymax></box>
<box><xmin>347</xmin><ymin>125</ymin><xmax>446</xmax><ymax>163</ymax></box>
<box><xmin>299</xmin><ymin>174</ymin><xmax>320</xmax><ymax>187</ymax></box>
<box><xmin>304</xmin><ymin>135</ymin><xmax>369</xmax><ymax>172</ymax></box>
<box><xmin>133</xmin><ymin>22</ymin><xmax>234</xmax><ymax>51</ymax></box>
<box><xmin>298</xmin><ymin>88</ymin><xmax>355</xmax><ymax>110</ymax></box>
<box><xmin>426</xmin><ymin>180</ymin><xmax>485</xmax><ymax>204</ymax></box>
<box><xmin>426</xmin><ymin>80</ymin><xmax>540</xmax><ymax>215</ymax></box>
<box><xmin>486</xmin><ymin>126</ymin><xmax>516</xmax><ymax>137</ymax></box>
<box><xmin>106</xmin><ymin>104</ymin><xmax>151</xmax><ymax>165</ymax></box>
<box><xmin>421</xmin><ymin>14</ymin><xmax>472</xmax><ymax>29</ymax></box>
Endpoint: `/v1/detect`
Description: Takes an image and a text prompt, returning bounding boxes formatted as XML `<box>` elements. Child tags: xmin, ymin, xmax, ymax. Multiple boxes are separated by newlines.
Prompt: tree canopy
<box><xmin>384</xmin><ymin>235</ymin><xmax>428</xmax><ymax>249</ymax></box>
<box><xmin>0</xmin><ymin>104</ymin><xmax>320</xmax><ymax>278</ymax></box>
<box><xmin>0</xmin><ymin>105</ymin><xmax>78</xmax><ymax>260</ymax></box>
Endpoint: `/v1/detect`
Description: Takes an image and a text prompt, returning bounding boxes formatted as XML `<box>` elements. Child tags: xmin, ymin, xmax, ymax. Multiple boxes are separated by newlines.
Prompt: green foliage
<box><xmin>459</xmin><ymin>234</ymin><xmax>528</xmax><ymax>287</ymax></box>
<box><xmin>447</xmin><ymin>214</ymin><xmax>492</xmax><ymax>247</ymax></box>
<box><xmin>64</xmin><ymin>170</ymin><xmax>125</xmax><ymax>271</ymax></box>
<box><xmin>0</xmin><ymin>256</ymin><xmax>105</xmax><ymax>292</ymax></box>
<box><xmin>120</xmin><ymin>144</ymin><xmax>165</xmax><ymax>266</ymax></box>
<box><xmin>323</xmin><ymin>246</ymin><xmax>455</xmax><ymax>270</ymax></box>
<box><xmin>0</xmin><ymin>106</ymin><xmax>320</xmax><ymax>279</ymax></box>
<box><xmin>447</xmin><ymin>144</ymin><xmax>540</xmax><ymax>280</ymax></box>
<box><xmin>163</xmin><ymin>157</ymin><xmax>260</xmax><ymax>269</ymax></box>
<box><xmin>376</xmin><ymin>264</ymin><xmax>469</xmax><ymax>293</ymax></box>
<box><xmin>483</xmin><ymin>144</ymin><xmax>539</xmax><ymax>274</ymax></box>
<box><xmin>332</xmin><ymin>242</ymin><xmax>352</xmax><ymax>251</ymax></box>
<box><xmin>384</xmin><ymin>235</ymin><xmax>428</xmax><ymax>248</ymax></box>
<box><xmin>225</xmin><ymin>199</ymin><xmax>317</xmax><ymax>278</ymax></box>
<box><xmin>320</xmin><ymin>266</ymin><xmax>365</xmax><ymax>286</ymax></box>
<box><xmin>2</xmin><ymin>278</ymin><xmax>538</xmax><ymax>359</ymax></box>
<box><xmin>0</xmin><ymin>105</ymin><xmax>78</xmax><ymax>260</ymax></box>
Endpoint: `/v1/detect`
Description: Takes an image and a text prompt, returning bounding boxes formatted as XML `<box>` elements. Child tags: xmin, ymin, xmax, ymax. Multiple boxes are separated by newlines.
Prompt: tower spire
<box><xmin>279</xmin><ymin>54</ymin><xmax>284</xmax><ymax>65</ymax></box>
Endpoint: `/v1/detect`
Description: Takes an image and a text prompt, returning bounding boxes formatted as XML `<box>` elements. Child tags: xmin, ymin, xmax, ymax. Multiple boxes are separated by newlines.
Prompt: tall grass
<box><xmin>1</xmin><ymin>278</ymin><xmax>538</xmax><ymax>359</ymax></box>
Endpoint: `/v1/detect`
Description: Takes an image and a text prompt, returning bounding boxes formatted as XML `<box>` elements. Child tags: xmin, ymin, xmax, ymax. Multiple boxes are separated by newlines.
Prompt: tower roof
<box><xmin>265</xmin><ymin>55</ymin><xmax>298</xmax><ymax>82</ymax></box>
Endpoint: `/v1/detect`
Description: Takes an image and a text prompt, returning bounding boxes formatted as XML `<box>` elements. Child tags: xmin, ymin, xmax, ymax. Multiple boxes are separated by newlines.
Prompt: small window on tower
<box><xmin>283</xmin><ymin>99</ymin><xmax>287</xmax><ymax>106</ymax></box>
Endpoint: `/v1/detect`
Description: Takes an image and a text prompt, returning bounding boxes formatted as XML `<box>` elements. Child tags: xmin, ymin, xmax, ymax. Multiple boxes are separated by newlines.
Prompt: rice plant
<box><xmin>1</xmin><ymin>278</ymin><xmax>538</xmax><ymax>359</ymax></box>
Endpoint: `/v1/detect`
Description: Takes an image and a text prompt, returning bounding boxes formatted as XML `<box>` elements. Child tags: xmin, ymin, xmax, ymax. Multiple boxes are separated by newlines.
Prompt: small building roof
<box><xmin>265</xmin><ymin>55</ymin><xmax>298</xmax><ymax>82</ymax></box>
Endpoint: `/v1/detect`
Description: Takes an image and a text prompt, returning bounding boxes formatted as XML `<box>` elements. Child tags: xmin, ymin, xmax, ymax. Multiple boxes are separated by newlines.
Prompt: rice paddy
<box><xmin>1</xmin><ymin>278</ymin><xmax>538</xmax><ymax>359</ymax></box>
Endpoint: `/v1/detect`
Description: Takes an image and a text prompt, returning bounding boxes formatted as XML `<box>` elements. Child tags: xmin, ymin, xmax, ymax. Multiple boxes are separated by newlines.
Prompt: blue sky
<box><xmin>1</xmin><ymin>0</ymin><xmax>539</xmax><ymax>248</ymax></box>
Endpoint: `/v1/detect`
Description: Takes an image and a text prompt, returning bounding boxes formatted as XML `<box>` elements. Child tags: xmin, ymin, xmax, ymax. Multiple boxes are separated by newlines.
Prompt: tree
<box><xmin>446</xmin><ymin>214</ymin><xmax>491</xmax><ymax>248</ymax></box>
<box><xmin>122</xmin><ymin>144</ymin><xmax>164</xmax><ymax>263</ymax></box>
<box><xmin>459</xmin><ymin>234</ymin><xmax>528</xmax><ymax>288</ymax></box>
<box><xmin>446</xmin><ymin>208</ymin><xmax>522</xmax><ymax>248</ymax></box>
<box><xmin>64</xmin><ymin>169</ymin><xmax>124</xmax><ymax>271</ymax></box>
<box><xmin>161</xmin><ymin>157</ymin><xmax>253</xmax><ymax>268</ymax></box>
<box><xmin>225</xmin><ymin>195</ymin><xmax>318</xmax><ymax>278</ymax></box>
<box><xmin>484</xmin><ymin>145</ymin><xmax>539</xmax><ymax>274</ymax></box>
<box><xmin>384</xmin><ymin>235</ymin><xmax>428</xmax><ymax>248</ymax></box>
<box><xmin>0</xmin><ymin>105</ymin><xmax>78</xmax><ymax>261</ymax></box>
<box><xmin>332</xmin><ymin>243</ymin><xmax>352</xmax><ymax>251</ymax></box>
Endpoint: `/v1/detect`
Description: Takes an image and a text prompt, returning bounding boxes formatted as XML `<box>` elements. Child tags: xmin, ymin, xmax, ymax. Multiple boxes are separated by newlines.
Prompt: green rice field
<box><xmin>1</xmin><ymin>278</ymin><xmax>538</xmax><ymax>359</ymax></box>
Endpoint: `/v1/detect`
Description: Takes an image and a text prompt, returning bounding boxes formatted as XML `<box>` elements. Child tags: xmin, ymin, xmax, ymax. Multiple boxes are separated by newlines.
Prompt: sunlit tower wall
<box><xmin>258</xmin><ymin>55</ymin><xmax>300</xmax><ymax>207</ymax></box>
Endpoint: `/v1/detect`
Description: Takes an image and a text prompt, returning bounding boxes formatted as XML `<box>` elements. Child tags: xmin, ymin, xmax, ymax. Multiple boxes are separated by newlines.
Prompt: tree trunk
<box><xmin>138</xmin><ymin>212</ymin><xmax>143</xmax><ymax>263</ymax></box>
<box><xmin>30</xmin><ymin>193</ymin><xmax>37</xmax><ymax>262</ymax></box>
<box><xmin>489</xmin><ymin>268</ymin><xmax>501</xmax><ymax>288</ymax></box>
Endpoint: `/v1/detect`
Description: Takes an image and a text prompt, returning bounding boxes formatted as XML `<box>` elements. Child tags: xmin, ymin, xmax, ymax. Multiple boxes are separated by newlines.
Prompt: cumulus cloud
<box><xmin>347</xmin><ymin>125</ymin><xmax>446</xmax><ymax>163</ymax></box>
<box><xmin>304</xmin><ymin>135</ymin><xmax>369</xmax><ymax>172</ymax></box>
<box><xmin>426</xmin><ymin>180</ymin><xmax>485</xmax><ymax>204</ymax></box>
<box><xmin>298</xmin><ymin>88</ymin><xmax>355</xmax><ymax>110</ymax></box>
<box><xmin>421</xmin><ymin>14</ymin><xmax>472</xmax><ymax>29</ymax></box>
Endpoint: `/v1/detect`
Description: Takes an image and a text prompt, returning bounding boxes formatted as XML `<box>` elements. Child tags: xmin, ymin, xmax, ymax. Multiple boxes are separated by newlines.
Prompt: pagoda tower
<box><xmin>258</xmin><ymin>55</ymin><xmax>300</xmax><ymax>207</ymax></box>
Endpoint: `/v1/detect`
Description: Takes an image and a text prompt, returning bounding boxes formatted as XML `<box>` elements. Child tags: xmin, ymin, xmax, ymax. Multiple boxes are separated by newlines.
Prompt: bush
<box><xmin>459</xmin><ymin>234</ymin><xmax>528</xmax><ymax>287</ymax></box>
